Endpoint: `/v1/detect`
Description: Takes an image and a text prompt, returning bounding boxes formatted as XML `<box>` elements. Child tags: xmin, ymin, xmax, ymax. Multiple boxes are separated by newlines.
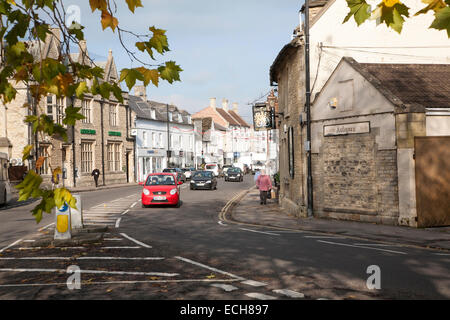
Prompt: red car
<box><xmin>140</xmin><ymin>173</ymin><xmax>182</xmax><ymax>208</ymax></box>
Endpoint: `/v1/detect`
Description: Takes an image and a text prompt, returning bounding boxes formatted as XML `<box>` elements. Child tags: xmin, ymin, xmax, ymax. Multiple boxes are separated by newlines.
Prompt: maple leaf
<box><xmin>343</xmin><ymin>0</ymin><xmax>372</xmax><ymax>25</ymax></box>
<box><xmin>158</xmin><ymin>61</ymin><xmax>182</xmax><ymax>84</ymax></box>
<box><xmin>125</xmin><ymin>0</ymin><xmax>143</xmax><ymax>13</ymax></box>
<box><xmin>136</xmin><ymin>67</ymin><xmax>159</xmax><ymax>87</ymax></box>
<box><xmin>430</xmin><ymin>6</ymin><xmax>450</xmax><ymax>37</ymax></box>
<box><xmin>89</xmin><ymin>0</ymin><xmax>107</xmax><ymax>12</ymax></box>
<box><xmin>101</xmin><ymin>10</ymin><xmax>119</xmax><ymax>32</ymax></box>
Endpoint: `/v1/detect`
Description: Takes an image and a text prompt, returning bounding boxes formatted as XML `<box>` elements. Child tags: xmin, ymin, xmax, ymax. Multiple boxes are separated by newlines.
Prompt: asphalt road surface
<box><xmin>0</xmin><ymin>175</ymin><xmax>448</xmax><ymax>300</ymax></box>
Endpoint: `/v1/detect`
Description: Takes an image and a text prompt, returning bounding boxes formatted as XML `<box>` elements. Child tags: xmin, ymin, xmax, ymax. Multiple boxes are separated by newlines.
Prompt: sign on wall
<box><xmin>253</xmin><ymin>104</ymin><xmax>273</xmax><ymax>131</ymax></box>
<box><xmin>324</xmin><ymin>122</ymin><xmax>370</xmax><ymax>136</ymax></box>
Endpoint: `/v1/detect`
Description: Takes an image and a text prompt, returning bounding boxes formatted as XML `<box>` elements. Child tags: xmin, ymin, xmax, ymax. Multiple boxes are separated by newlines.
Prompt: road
<box><xmin>0</xmin><ymin>175</ymin><xmax>448</xmax><ymax>300</ymax></box>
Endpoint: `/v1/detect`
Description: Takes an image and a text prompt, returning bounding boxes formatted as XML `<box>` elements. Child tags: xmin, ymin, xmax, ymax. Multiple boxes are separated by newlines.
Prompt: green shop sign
<box><xmin>108</xmin><ymin>131</ymin><xmax>122</xmax><ymax>137</ymax></box>
<box><xmin>80</xmin><ymin>129</ymin><xmax>96</xmax><ymax>135</ymax></box>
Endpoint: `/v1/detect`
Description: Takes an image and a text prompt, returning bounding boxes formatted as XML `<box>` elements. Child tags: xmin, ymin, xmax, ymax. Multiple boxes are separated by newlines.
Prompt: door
<box><xmin>415</xmin><ymin>136</ymin><xmax>450</xmax><ymax>227</ymax></box>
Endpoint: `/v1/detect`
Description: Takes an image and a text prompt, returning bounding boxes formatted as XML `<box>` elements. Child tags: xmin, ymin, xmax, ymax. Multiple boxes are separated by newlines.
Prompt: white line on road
<box><xmin>352</xmin><ymin>243</ymin><xmax>401</xmax><ymax>247</ymax></box>
<box><xmin>304</xmin><ymin>235</ymin><xmax>345</xmax><ymax>239</ymax></box>
<box><xmin>104</xmin><ymin>238</ymin><xmax>123</xmax><ymax>241</ymax></box>
<box><xmin>218</xmin><ymin>221</ymin><xmax>227</xmax><ymax>226</ymax></box>
<box><xmin>272</xmin><ymin>289</ymin><xmax>305</xmax><ymax>298</ymax></box>
<box><xmin>239</xmin><ymin>228</ymin><xmax>280</xmax><ymax>236</ymax></box>
<box><xmin>211</xmin><ymin>283</ymin><xmax>238</xmax><ymax>292</ymax></box>
<box><xmin>121</xmin><ymin>209</ymin><xmax>129</xmax><ymax>215</ymax></box>
<box><xmin>115</xmin><ymin>217</ymin><xmax>122</xmax><ymax>228</ymax></box>
<box><xmin>17</xmin><ymin>247</ymin><xmax>86</xmax><ymax>250</ymax></box>
<box><xmin>317</xmin><ymin>240</ymin><xmax>407</xmax><ymax>255</ymax></box>
<box><xmin>175</xmin><ymin>256</ymin><xmax>245</xmax><ymax>281</ymax></box>
<box><xmin>241</xmin><ymin>280</ymin><xmax>268</xmax><ymax>287</ymax></box>
<box><xmin>120</xmin><ymin>233</ymin><xmax>152</xmax><ymax>248</ymax></box>
<box><xmin>245</xmin><ymin>293</ymin><xmax>277</xmax><ymax>300</ymax></box>
<box><xmin>38</xmin><ymin>223</ymin><xmax>55</xmax><ymax>232</ymax></box>
<box><xmin>0</xmin><ymin>278</ymin><xmax>240</xmax><ymax>288</ymax></box>
<box><xmin>0</xmin><ymin>268</ymin><xmax>178</xmax><ymax>277</ymax></box>
<box><xmin>100</xmin><ymin>246</ymin><xmax>141</xmax><ymax>249</ymax></box>
<box><xmin>130</xmin><ymin>202</ymin><xmax>137</xmax><ymax>208</ymax></box>
<box><xmin>432</xmin><ymin>253</ymin><xmax>450</xmax><ymax>256</ymax></box>
<box><xmin>0</xmin><ymin>257</ymin><xmax>165</xmax><ymax>261</ymax></box>
<box><xmin>0</xmin><ymin>239</ymin><xmax>23</xmax><ymax>253</ymax></box>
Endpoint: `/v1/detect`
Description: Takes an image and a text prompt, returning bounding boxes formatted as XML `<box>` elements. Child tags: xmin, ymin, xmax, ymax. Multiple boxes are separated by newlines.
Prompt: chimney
<box><xmin>209</xmin><ymin>98</ymin><xmax>216</xmax><ymax>110</ymax></box>
<box><xmin>222</xmin><ymin>99</ymin><xmax>229</xmax><ymax>111</ymax></box>
<box><xmin>232</xmin><ymin>102</ymin><xmax>238</xmax><ymax>113</ymax></box>
<box><xmin>48</xmin><ymin>28</ymin><xmax>60</xmax><ymax>42</ymax></box>
<box><xmin>79</xmin><ymin>40</ymin><xmax>87</xmax><ymax>64</ymax></box>
<box><xmin>108</xmin><ymin>49</ymin><xmax>113</xmax><ymax>60</ymax></box>
<box><xmin>134</xmin><ymin>85</ymin><xmax>147</xmax><ymax>101</ymax></box>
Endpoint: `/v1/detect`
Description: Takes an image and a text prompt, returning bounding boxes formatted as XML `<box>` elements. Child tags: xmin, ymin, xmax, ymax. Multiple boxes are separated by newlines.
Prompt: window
<box><xmin>152</xmin><ymin>132</ymin><xmax>156</xmax><ymax>147</ymax></box>
<box><xmin>187</xmin><ymin>116</ymin><xmax>192</xmax><ymax>124</ymax></box>
<box><xmin>81</xmin><ymin>142</ymin><xmax>93</xmax><ymax>173</ymax></box>
<box><xmin>142</xmin><ymin>131</ymin><xmax>148</xmax><ymax>147</ymax></box>
<box><xmin>46</xmin><ymin>95</ymin><xmax>65</xmax><ymax>125</ymax></box>
<box><xmin>178</xmin><ymin>114</ymin><xmax>182</xmax><ymax>123</ymax></box>
<box><xmin>168</xmin><ymin>112</ymin><xmax>173</xmax><ymax>122</ymax></box>
<box><xmin>107</xmin><ymin>143</ymin><xmax>121</xmax><ymax>172</ymax></box>
<box><xmin>178</xmin><ymin>135</ymin><xmax>182</xmax><ymax>148</ymax></box>
<box><xmin>288</xmin><ymin>127</ymin><xmax>294</xmax><ymax>179</ymax></box>
<box><xmin>151</xmin><ymin>109</ymin><xmax>156</xmax><ymax>120</ymax></box>
<box><xmin>38</xmin><ymin>146</ymin><xmax>50</xmax><ymax>175</ymax></box>
<box><xmin>109</xmin><ymin>104</ymin><xmax>118</xmax><ymax>127</ymax></box>
<box><xmin>159</xmin><ymin>133</ymin><xmax>163</xmax><ymax>148</ymax></box>
<box><xmin>81</xmin><ymin>100</ymin><xmax>92</xmax><ymax>124</ymax></box>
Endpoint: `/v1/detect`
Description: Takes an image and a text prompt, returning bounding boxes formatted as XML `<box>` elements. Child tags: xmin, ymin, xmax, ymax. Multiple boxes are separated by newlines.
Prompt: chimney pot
<box><xmin>232</xmin><ymin>102</ymin><xmax>238</xmax><ymax>113</ymax></box>
<box><xmin>210</xmin><ymin>98</ymin><xmax>216</xmax><ymax>109</ymax></box>
<box><xmin>222</xmin><ymin>99</ymin><xmax>229</xmax><ymax>111</ymax></box>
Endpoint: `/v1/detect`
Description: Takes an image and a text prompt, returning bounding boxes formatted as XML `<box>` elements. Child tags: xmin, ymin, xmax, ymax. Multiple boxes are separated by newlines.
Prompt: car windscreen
<box><xmin>205</xmin><ymin>165</ymin><xmax>216</xmax><ymax>169</ymax></box>
<box><xmin>145</xmin><ymin>175</ymin><xmax>175</xmax><ymax>186</ymax></box>
<box><xmin>228</xmin><ymin>168</ymin><xmax>241</xmax><ymax>173</ymax></box>
<box><xmin>192</xmin><ymin>171</ymin><xmax>212</xmax><ymax>179</ymax></box>
<box><xmin>163</xmin><ymin>169</ymin><xmax>176</xmax><ymax>172</ymax></box>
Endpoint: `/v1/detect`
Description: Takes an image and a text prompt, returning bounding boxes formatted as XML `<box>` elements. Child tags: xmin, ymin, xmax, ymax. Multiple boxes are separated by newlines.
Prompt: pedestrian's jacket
<box><xmin>256</xmin><ymin>175</ymin><xmax>272</xmax><ymax>192</ymax></box>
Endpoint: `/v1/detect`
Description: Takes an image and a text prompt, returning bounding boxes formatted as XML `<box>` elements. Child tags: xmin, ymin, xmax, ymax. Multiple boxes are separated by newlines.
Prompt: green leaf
<box><xmin>148</xmin><ymin>26</ymin><xmax>170</xmax><ymax>55</ymax></box>
<box><xmin>22</xmin><ymin>145</ymin><xmax>33</xmax><ymax>162</ymax></box>
<box><xmin>75</xmin><ymin>81</ymin><xmax>88</xmax><ymax>99</ymax></box>
<box><xmin>430</xmin><ymin>6</ymin><xmax>450</xmax><ymax>37</ymax></box>
<box><xmin>158</xmin><ymin>61</ymin><xmax>182</xmax><ymax>84</ymax></box>
<box><xmin>119</xmin><ymin>68</ymin><xmax>144</xmax><ymax>90</ymax></box>
<box><xmin>136</xmin><ymin>67</ymin><xmax>159</xmax><ymax>87</ymax></box>
<box><xmin>63</xmin><ymin>106</ymin><xmax>85</xmax><ymax>126</ymax></box>
<box><xmin>343</xmin><ymin>0</ymin><xmax>371</xmax><ymax>25</ymax></box>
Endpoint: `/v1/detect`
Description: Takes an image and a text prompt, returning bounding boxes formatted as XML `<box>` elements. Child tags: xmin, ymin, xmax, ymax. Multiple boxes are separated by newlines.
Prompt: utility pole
<box><xmin>304</xmin><ymin>0</ymin><xmax>313</xmax><ymax>217</ymax></box>
<box><xmin>166</xmin><ymin>104</ymin><xmax>171</xmax><ymax>167</ymax></box>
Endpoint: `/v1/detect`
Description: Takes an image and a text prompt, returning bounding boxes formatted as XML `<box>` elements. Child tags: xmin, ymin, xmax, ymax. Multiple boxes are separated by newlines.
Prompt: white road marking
<box><xmin>317</xmin><ymin>240</ymin><xmax>407</xmax><ymax>255</ymax></box>
<box><xmin>211</xmin><ymin>283</ymin><xmax>238</xmax><ymax>292</ymax></box>
<box><xmin>241</xmin><ymin>280</ymin><xmax>268</xmax><ymax>287</ymax></box>
<box><xmin>272</xmin><ymin>289</ymin><xmax>305</xmax><ymax>298</ymax></box>
<box><xmin>131</xmin><ymin>202</ymin><xmax>137</xmax><ymax>208</ymax></box>
<box><xmin>0</xmin><ymin>278</ymin><xmax>239</xmax><ymax>288</ymax></box>
<box><xmin>120</xmin><ymin>233</ymin><xmax>152</xmax><ymax>248</ymax></box>
<box><xmin>121</xmin><ymin>209</ymin><xmax>129</xmax><ymax>215</ymax></box>
<box><xmin>0</xmin><ymin>239</ymin><xmax>23</xmax><ymax>253</ymax></box>
<box><xmin>175</xmin><ymin>256</ymin><xmax>245</xmax><ymax>280</ymax></box>
<box><xmin>432</xmin><ymin>253</ymin><xmax>450</xmax><ymax>256</ymax></box>
<box><xmin>115</xmin><ymin>218</ymin><xmax>122</xmax><ymax>228</ymax></box>
<box><xmin>245</xmin><ymin>293</ymin><xmax>277</xmax><ymax>300</ymax></box>
<box><xmin>218</xmin><ymin>221</ymin><xmax>227</xmax><ymax>226</ymax></box>
<box><xmin>17</xmin><ymin>247</ymin><xmax>86</xmax><ymax>250</ymax></box>
<box><xmin>100</xmin><ymin>246</ymin><xmax>141</xmax><ymax>249</ymax></box>
<box><xmin>0</xmin><ymin>268</ymin><xmax>178</xmax><ymax>277</ymax></box>
<box><xmin>239</xmin><ymin>228</ymin><xmax>280</xmax><ymax>236</ymax></box>
<box><xmin>304</xmin><ymin>235</ymin><xmax>345</xmax><ymax>239</ymax></box>
<box><xmin>352</xmin><ymin>243</ymin><xmax>401</xmax><ymax>247</ymax></box>
<box><xmin>38</xmin><ymin>223</ymin><xmax>55</xmax><ymax>232</ymax></box>
<box><xmin>22</xmin><ymin>240</ymin><xmax>35</xmax><ymax>243</ymax></box>
<box><xmin>0</xmin><ymin>257</ymin><xmax>164</xmax><ymax>261</ymax></box>
<box><xmin>104</xmin><ymin>238</ymin><xmax>123</xmax><ymax>241</ymax></box>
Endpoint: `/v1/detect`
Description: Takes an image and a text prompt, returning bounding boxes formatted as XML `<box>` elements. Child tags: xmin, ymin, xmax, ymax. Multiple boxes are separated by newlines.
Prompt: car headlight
<box><xmin>190</xmin><ymin>180</ymin><xmax>195</xmax><ymax>183</ymax></box>
<box><xmin>170</xmin><ymin>188</ymin><xmax>178</xmax><ymax>195</ymax></box>
<box><xmin>143</xmin><ymin>189</ymin><xmax>150</xmax><ymax>196</ymax></box>
<box><xmin>206</xmin><ymin>180</ymin><xmax>211</xmax><ymax>184</ymax></box>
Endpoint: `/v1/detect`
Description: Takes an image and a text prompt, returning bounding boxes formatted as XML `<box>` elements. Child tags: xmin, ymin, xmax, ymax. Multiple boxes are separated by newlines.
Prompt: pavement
<box><xmin>224</xmin><ymin>186</ymin><xmax>450</xmax><ymax>251</ymax></box>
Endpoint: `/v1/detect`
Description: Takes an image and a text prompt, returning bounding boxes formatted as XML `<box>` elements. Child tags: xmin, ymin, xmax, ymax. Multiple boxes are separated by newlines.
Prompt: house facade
<box><xmin>129</xmin><ymin>87</ymin><xmax>195</xmax><ymax>182</ymax></box>
<box><xmin>0</xmin><ymin>29</ymin><xmax>136</xmax><ymax>189</ymax></box>
<box><xmin>270</xmin><ymin>0</ymin><xmax>450</xmax><ymax>225</ymax></box>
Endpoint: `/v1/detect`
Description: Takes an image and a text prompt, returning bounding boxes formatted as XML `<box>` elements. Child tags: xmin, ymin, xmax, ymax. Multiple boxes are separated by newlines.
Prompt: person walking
<box><xmin>256</xmin><ymin>169</ymin><xmax>272</xmax><ymax>205</ymax></box>
<box><xmin>91</xmin><ymin>168</ymin><xmax>100</xmax><ymax>187</ymax></box>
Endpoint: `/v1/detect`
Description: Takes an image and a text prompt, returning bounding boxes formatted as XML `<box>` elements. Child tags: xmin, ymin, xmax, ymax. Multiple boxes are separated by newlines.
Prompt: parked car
<box><xmin>190</xmin><ymin>171</ymin><xmax>217</xmax><ymax>190</ymax></box>
<box><xmin>224</xmin><ymin>167</ymin><xmax>243</xmax><ymax>182</ymax></box>
<box><xmin>251</xmin><ymin>161</ymin><xmax>265</xmax><ymax>175</ymax></box>
<box><xmin>204</xmin><ymin>163</ymin><xmax>219</xmax><ymax>177</ymax></box>
<box><xmin>181</xmin><ymin>167</ymin><xmax>195</xmax><ymax>180</ymax></box>
<box><xmin>163</xmin><ymin>168</ymin><xmax>186</xmax><ymax>183</ymax></box>
<box><xmin>140</xmin><ymin>173</ymin><xmax>182</xmax><ymax>208</ymax></box>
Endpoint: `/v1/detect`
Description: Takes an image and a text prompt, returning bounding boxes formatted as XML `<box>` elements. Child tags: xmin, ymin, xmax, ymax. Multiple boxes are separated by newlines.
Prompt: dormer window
<box><xmin>187</xmin><ymin>116</ymin><xmax>192</xmax><ymax>124</ymax></box>
<box><xmin>151</xmin><ymin>109</ymin><xmax>156</xmax><ymax>120</ymax></box>
<box><xmin>178</xmin><ymin>114</ymin><xmax>182</xmax><ymax>123</ymax></box>
<box><xmin>168</xmin><ymin>112</ymin><xmax>173</xmax><ymax>122</ymax></box>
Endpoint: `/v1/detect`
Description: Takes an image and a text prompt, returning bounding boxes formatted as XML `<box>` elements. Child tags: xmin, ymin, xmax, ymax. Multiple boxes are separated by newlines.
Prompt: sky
<box><xmin>62</xmin><ymin>0</ymin><xmax>305</xmax><ymax>123</ymax></box>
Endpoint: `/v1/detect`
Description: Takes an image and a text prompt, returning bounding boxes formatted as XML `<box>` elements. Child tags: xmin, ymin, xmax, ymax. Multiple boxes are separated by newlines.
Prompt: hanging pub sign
<box><xmin>253</xmin><ymin>103</ymin><xmax>273</xmax><ymax>131</ymax></box>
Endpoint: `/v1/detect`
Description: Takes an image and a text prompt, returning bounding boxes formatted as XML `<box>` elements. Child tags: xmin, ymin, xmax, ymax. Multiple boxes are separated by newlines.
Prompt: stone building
<box><xmin>311</xmin><ymin>57</ymin><xmax>450</xmax><ymax>227</ymax></box>
<box><xmin>1</xmin><ymin>29</ymin><xmax>135</xmax><ymax>189</ymax></box>
<box><xmin>270</xmin><ymin>0</ymin><xmax>450</xmax><ymax>225</ymax></box>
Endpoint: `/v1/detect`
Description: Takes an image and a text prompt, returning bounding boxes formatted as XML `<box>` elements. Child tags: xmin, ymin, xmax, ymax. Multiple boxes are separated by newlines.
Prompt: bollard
<box><xmin>54</xmin><ymin>202</ymin><xmax>71</xmax><ymax>240</ymax></box>
<box><xmin>70</xmin><ymin>194</ymin><xmax>83</xmax><ymax>229</ymax></box>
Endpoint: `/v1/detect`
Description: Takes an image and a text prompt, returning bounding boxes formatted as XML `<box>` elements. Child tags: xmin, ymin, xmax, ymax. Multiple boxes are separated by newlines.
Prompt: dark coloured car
<box><xmin>224</xmin><ymin>167</ymin><xmax>243</xmax><ymax>182</ymax></box>
<box><xmin>190</xmin><ymin>171</ymin><xmax>217</xmax><ymax>190</ymax></box>
<box><xmin>163</xmin><ymin>168</ymin><xmax>186</xmax><ymax>183</ymax></box>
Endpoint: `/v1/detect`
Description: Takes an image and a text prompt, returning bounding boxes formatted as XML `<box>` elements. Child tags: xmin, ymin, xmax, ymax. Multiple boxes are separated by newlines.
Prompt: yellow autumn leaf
<box><xmin>383</xmin><ymin>0</ymin><xmax>401</xmax><ymax>7</ymax></box>
<box><xmin>101</xmin><ymin>10</ymin><xmax>119</xmax><ymax>32</ymax></box>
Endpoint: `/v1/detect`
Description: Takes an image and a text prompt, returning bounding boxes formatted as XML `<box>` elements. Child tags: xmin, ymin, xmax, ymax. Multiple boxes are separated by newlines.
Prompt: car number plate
<box><xmin>154</xmin><ymin>196</ymin><xmax>166</xmax><ymax>201</ymax></box>
<box><xmin>197</xmin><ymin>183</ymin><xmax>204</xmax><ymax>186</ymax></box>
